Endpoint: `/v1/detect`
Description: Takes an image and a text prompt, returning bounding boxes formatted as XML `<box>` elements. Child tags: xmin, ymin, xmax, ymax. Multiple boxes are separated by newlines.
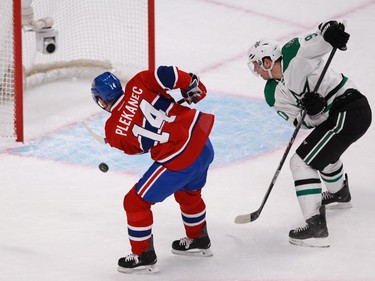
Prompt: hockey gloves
<box><xmin>319</xmin><ymin>20</ymin><xmax>350</xmax><ymax>51</ymax></box>
<box><xmin>181</xmin><ymin>73</ymin><xmax>207</xmax><ymax>104</ymax></box>
<box><xmin>301</xmin><ymin>92</ymin><xmax>327</xmax><ymax>116</ymax></box>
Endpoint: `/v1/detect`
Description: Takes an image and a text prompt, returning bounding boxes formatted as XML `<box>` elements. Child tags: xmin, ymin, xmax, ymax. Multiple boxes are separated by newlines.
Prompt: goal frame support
<box><xmin>14</xmin><ymin>0</ymin><xmax>24</xmax><ymax>142</ymax></box>
<box><xmin>148</xmin><ymin>0</ymin><xmax>155</xmax><ymax>71</ymax></box>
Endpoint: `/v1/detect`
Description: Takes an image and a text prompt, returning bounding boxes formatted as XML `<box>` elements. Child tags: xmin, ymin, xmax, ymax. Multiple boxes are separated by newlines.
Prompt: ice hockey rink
<box><xmin>2</xmin><ymin>0</ymin><xmax>375</xmax><ymax>280</ymax></box>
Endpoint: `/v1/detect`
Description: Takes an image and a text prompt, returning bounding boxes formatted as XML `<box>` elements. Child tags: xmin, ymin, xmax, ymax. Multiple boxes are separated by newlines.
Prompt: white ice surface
<box><xmin>1</xmin><ymin>1</ymin><xmax>375</xmax><ymax>280</ymax></box>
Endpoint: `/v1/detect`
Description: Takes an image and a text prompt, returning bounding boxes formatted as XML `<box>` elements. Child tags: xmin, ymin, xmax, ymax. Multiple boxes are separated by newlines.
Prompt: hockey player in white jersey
<box><xmin>247</xmin><ymin>20</ymin><xmax>372</xmax><ymax>247</ymax></box>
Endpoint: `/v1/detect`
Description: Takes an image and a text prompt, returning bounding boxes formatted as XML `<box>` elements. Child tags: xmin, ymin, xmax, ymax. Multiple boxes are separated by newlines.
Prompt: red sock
<box><xmin>174</xmin><ymin>190</ymin><xmax>206</xmax><ymax>238</ymax></box>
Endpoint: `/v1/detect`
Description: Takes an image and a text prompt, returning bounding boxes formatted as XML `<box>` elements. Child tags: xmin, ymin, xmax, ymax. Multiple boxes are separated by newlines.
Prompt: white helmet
<box><xmin>247</xmin><ymin>38</ymin><xmax>281</xmax><ymax>78</ymax></box>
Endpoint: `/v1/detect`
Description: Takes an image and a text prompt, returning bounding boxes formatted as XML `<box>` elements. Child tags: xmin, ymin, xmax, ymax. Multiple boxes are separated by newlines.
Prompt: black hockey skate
<box><xmin>289</xmin><ymin>206</ymin><xmax>330</xmax><ymax>248</ymax></box>
<box><xmin>118</xmin><ymin>236</ymin><xmax>159</xmax><ymax>274</ymax></box>
<box><xmin>321</xmin><ymin>174</ymin><xmax>352</xmax><ymax>209</ymax></box>
<box><xmin>171</xmin><ymin>224</ymin><xmax>213</xmax><ymax>257</ymax></box>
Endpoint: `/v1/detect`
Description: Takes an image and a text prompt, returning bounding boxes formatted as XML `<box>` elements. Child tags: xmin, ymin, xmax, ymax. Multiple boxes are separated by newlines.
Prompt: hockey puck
<box><xmin>98</xmin><ymin>162</ymin><xmax>109</xmax><ymax>173</ymax></box>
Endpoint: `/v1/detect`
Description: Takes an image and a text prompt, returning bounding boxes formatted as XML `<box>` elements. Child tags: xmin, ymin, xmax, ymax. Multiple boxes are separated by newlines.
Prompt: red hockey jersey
<box><xmin>105</xmin><ymin>66</ymin><xmax>215</xmax><ymax>171</ymax></box>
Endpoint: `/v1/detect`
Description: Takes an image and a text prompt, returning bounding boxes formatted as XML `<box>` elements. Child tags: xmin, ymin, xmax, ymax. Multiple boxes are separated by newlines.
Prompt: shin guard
<box><xmin>124</xmin><ymin>186</ymin><xmax>154</xmax><ymax>255</ymax></box>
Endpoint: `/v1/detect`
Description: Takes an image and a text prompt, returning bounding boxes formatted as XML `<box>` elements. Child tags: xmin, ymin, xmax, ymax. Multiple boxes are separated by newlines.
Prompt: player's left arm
<box><xmin>296</xmin><ymin>20</ymin><xmax>349</xmax><ymax>61</ymax></box>
<box><xmin>140</xmin><ymin>66</ymin><xmax>207</xmax><ymax>104</ymax></box>
<box><xmin>180</xmin><ymin>73</ymin><xmax>207</xmax><ymax>104</ymax></box>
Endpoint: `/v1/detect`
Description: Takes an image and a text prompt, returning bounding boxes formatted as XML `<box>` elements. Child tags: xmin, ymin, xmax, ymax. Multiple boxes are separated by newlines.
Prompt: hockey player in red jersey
<box><xmin>91</xmin><ymin>66</ymin><xmax>215</xmax><ymax>273</ymax></box>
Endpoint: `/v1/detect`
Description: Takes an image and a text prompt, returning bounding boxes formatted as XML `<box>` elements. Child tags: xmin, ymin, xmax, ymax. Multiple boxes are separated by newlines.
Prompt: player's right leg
<box><xmin>118</xmin><ymin>186</ymin><xmax>158</xmax><ymax>274</ymax></box>
<box><xmin>171</xmin><ymin>140</ymin><xmax>214</xmax><ymax>256</ymax></box>
<box><xmin>289</xmin><ymin>154</ymin><xmax>330</xmax><ymax>248</ymax></box>
<box><xmin>172</xmin><ymin>190</ymin><xmax>213</xmax><ymax>257</ymax></box>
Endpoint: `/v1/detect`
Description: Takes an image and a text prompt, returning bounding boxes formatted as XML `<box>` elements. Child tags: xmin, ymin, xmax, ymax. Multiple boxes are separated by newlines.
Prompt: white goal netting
<box><xmin>1</xmin><ymin>0</ymin><xmax>153</xmax><ymax>142</ymax></box>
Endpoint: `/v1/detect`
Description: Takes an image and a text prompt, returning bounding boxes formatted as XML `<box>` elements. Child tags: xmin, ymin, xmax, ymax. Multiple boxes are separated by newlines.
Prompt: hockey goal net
<box><xmin>0</xmin><ymin>0</ymin><xmax>155</xmax><ymax>142</ymax></box>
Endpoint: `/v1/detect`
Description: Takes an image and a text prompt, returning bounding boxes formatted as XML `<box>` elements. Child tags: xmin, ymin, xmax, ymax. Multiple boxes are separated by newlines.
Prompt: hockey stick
<box><xmin>235</xmin><ymin>47</ymin><xmax>338</xmax><ymax>224</ymax></box>
<box><xmin>83</xmin><ymin>122</ymin><xmax>107</xmax><ymax>144</ymax></box>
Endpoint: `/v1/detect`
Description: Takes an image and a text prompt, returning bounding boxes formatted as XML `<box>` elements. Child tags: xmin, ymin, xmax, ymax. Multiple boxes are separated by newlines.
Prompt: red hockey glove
<box><xmin>181</xmin><ymin>73</ymin><xmax>207</xmax><ymax>104</ymax></box>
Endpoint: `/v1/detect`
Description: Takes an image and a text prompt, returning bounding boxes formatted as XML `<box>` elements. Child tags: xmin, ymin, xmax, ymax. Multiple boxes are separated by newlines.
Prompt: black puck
<box><xmin>99</xmin><ymin>162</ymin><xmax>109</xmax><ymax>173</ymax></box>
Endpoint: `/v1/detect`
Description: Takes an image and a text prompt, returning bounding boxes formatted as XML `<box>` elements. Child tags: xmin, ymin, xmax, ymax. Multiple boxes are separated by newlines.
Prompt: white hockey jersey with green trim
<box><xmin>264</xmin><ymin>31</ymin><xmax>356</xmax><ymax>128</ymax></box>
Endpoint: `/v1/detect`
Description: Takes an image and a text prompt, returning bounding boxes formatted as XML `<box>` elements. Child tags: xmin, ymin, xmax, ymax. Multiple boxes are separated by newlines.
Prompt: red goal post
<box><xmin>0</xmin><ymin>0</ymin><xmax>155</xmax><ymax>143</ymax></box>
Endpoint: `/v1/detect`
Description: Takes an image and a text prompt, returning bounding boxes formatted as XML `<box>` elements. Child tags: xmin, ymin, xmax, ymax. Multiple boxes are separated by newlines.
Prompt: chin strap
<box><xmin>267</xmin><ymin>69</ymin><xmax>274</xmax><ymax>79</ymax></box>
<box><xmin>261</xmin><ymin>61</ymin><xmax>275</xmax><ymax>79</ymax></box>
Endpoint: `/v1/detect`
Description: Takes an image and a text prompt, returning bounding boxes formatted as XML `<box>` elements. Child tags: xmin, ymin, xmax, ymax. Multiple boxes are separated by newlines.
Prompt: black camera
<box><xmin>36</xmin><ymin>27</ymin><xmax>58</xmax><ymax>54</ymax></box>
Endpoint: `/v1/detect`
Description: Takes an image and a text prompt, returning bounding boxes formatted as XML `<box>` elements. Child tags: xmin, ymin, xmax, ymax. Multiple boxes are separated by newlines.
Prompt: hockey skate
<box><xmin>117</xmin><ymin>236</ymin><xmax>159</xmax><ymax>274</ymax></box>
<box><xmin>289</xmin><ymin>206</ymin><xmax>330</xmax><ymax>248</ymax></box>
<box><xmin>171</xmin><ymin>224</ymin><xmax>213</xmax><ymax>257</ymax></box>
<box><xmin>321</xmin><ymin>174</ymin><xmax>352</xmax><ymax>209</ymax></box>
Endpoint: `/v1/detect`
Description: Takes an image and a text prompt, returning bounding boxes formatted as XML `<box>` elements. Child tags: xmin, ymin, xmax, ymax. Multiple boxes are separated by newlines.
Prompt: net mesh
<box><xmin>0</xmin><ymin>0</ymin><xmax>151</xmax><ymax>141</ymax></box>
<box><xmin>23</xmin><ymin>0</ymin><xmax>149</xmax><ymax>85</ymax></box>
<box><xmin>0</xmin><ymin>0</ymin><xmax>16</xmax><ymax>139</ymax></box>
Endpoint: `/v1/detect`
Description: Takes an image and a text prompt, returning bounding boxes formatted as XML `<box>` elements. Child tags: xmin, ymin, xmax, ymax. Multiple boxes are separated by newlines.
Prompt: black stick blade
<box><xmin>250</xmin><ymin>211</ymin><xmax>260</xmax><ymax>222</ymax></box>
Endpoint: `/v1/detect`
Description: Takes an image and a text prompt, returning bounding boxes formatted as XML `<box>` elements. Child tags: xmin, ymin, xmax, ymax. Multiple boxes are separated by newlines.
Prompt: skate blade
<box><xmin>171</xmin><ymin>247</ymin><xmax>213</xmax><ymax>257</ymax></box>
<box><xmin>325</xmin><ymin>202</ymin><xmax>352</xmax><ymax>209</ymax></box>
<box><xmin>289</xmin><ymin>237</ymin><xmax>330</xmax><ymax>248</ymax></box>
<box><xmin>117</xmin><ymin>264</ymin><xmax>159</xmax><ymax>274</ymax></box>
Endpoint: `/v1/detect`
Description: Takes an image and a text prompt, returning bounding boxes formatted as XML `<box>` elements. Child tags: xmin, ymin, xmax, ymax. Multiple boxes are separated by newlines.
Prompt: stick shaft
<box><xmin>83</xmin><ymin>122</ymin><xmax>107</xmax><ymax>144</ymax></box>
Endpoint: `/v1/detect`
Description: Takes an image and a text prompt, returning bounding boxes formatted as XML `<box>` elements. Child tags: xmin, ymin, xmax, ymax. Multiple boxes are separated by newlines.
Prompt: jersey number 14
<box><xmin>132</xmin><ymin>99</ymin><xmax>176</xmax><ymax>144</ymax></box>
